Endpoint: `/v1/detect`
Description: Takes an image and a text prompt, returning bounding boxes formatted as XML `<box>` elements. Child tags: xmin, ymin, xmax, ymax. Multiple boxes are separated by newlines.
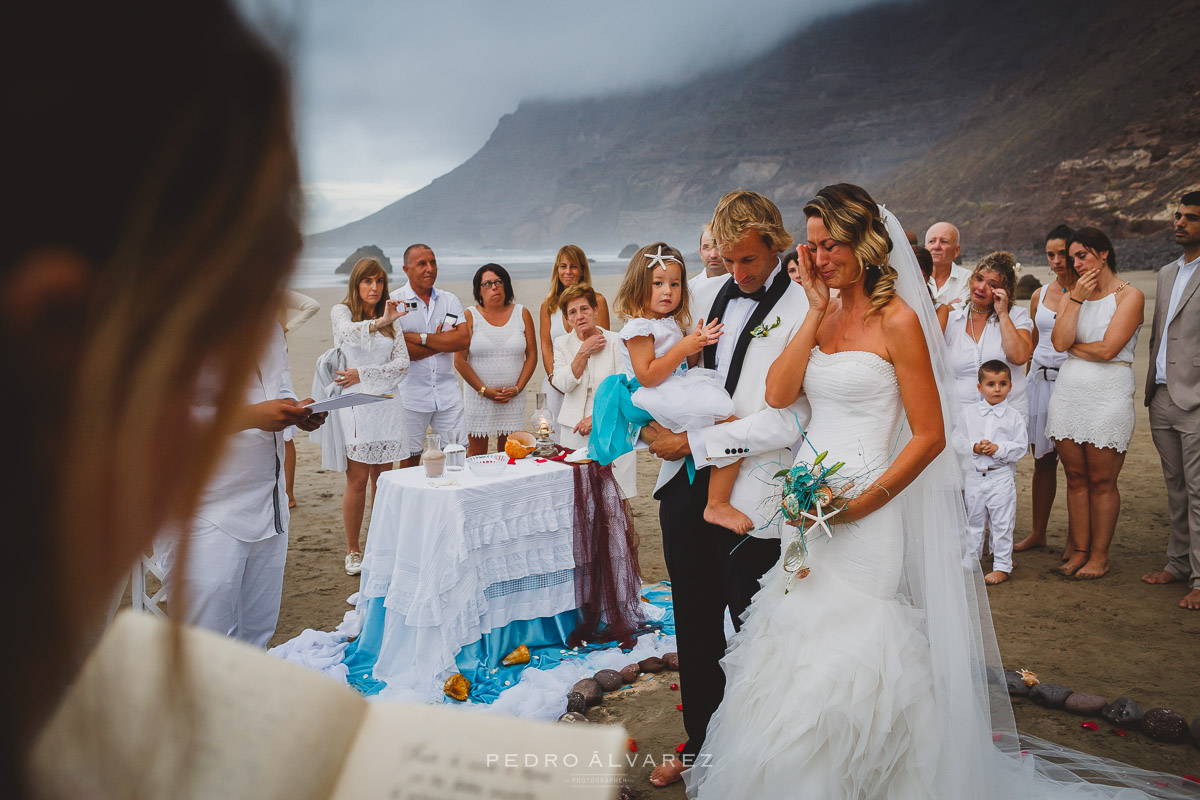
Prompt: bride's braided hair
<box><xmin>803</xmin><ymin>184</ymin><xmax>896</xmax><ymax>318</ymax></box>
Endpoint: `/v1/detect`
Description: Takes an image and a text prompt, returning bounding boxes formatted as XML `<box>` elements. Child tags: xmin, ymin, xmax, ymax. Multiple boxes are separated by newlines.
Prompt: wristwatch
<box><xmin>478</xmin><ymin>385</ymin><xmax>487</xmax><ymax>397</ymax></box>
<box><xmin>420</xmin><ymin>332</ymin><xmax>428</xmax><ymax>346</ymax></box>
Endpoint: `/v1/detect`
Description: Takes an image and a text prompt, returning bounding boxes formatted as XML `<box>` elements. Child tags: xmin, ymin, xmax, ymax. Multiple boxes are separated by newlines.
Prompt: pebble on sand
<box><xmin>1064</xmin><ymin>693</ymin><xmax>1108</xmax><ymax>716</ymax></box>
<box><xmin>619</xmin><ymin>664</ymin><xmax>641</xmax><ymax>684</ymax></box>
<box><xmin>1102</xmin><ymin>697</ymin><xmax>1145</xmax><ymax>729</ymax></box>
<box><xmin>572</xmin><ymin>678</ymin><xmax>603</xmax><ymax>706</ymax></box>
<box><xmin>594</xmin><ymin>669</ymin><xmax>623</xmax><ymax>692</ymax></box>
<box><xmin>1141</xmin><ymin>708</ymin><xmax>1189</xmax><ymax>743</ymax></box>
<box><xmin>1029</xmin><ymin>683</ymin><xmax>1073</xmax><ymax>709</ymax></box>
<box><xmin>1004</xmin><ymin>670</ymin><xmax>1031</xmax><ymax>698</ymax></box>
<box><xmin>638</xmin><ymin>657</ymin><xmax>666</xmax><ymax>673</ymax></box>
<box><xmin>663</xmin><ymin>652</ymin><xmax>679</xmax><ymax>671</ymax></box>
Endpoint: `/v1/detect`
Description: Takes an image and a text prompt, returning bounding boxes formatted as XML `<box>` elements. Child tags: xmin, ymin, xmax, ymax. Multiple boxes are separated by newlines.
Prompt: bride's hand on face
<box><xmin>794</xmin><ymin>244</ymin><xmax>830</xmax><ymax>313</ymax></box>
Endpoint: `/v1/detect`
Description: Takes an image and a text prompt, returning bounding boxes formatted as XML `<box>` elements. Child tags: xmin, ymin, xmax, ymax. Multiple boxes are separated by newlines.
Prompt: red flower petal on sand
<box><xmin>675</xmin><ymin>743</ymin><xmax>686</xmax><ymax>753</ymax></box>
<box><xmin>1080</xmin><ymin>722</ymin><xmax>1098</xmax><ymax>731</ymax></box>
<box><xmin>1184</xmin><ymin>776</ymin><xmax>1199</xmax><ymax>783</ymax></box>
<box><xmin>676</xmin><ymin>704</ymin><xmax>683</xmax><ymax>710</ymax></box>
<box><xmin>1111</xmin><ymin>728</ymin><xmax>1126</xmax><ymax>737</ymax></box>
<box><xmin>670</xmin><ymin>683</ymin><xmax>679</xmax><ymax>690</ymax></box>
<box><xmin>628</xmin><ymin>739</ymin><xmax>637</xmax><ymax>752</ymax></box>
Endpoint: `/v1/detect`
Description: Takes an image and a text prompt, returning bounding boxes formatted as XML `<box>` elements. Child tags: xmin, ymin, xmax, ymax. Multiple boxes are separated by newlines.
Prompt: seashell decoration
<box><xmin>1019</xmin><ymin>669</ymin><xmax>1039</xmax><ymax>687</ymax></box>
<box><xmin>505</xmin><ymin>431</ymin><xmax>536</xmax><ymax>459</ymax></box>
<box><xmin>502</xmin><ymin>644</ymin><xmax>531</xmax><ymax>666</ymax></box>
<box><xmin>444</xmin><ymin>673</ymin><xmax>471</xmax><ymax>701</ymax></box>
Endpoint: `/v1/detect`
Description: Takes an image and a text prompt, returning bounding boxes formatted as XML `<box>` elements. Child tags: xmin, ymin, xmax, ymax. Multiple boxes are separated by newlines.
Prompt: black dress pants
<box><xmin>657</xmin><ymin>466</ymin><xmax>780</xmax><ymax>759</ymax></box>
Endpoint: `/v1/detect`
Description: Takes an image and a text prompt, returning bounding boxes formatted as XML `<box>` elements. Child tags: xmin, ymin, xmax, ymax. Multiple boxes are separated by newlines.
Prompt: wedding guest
<box><xmin>943</xmin><ymin>252</ymin><xmax>1034</xmax><ymax>415</ymax></box>
<box><xmin>391</xmin><ymin>244</ymin><xmax>470</xmax><ymax>468</ymax></box>
<box><xmin>549</xmin><ymin>284</ymin><xmax>636</xmax><ymax>497</ymax></box>
<box><xmin>280</xmin><ymin>289</ymin><xmax>320</xmax><ymax>507</ymax></box>
<box><xmin>915</xmin><ymin>244</ymin><xmax>952</xmax><ymax>329</ymax></box>
<box><xmin>1142</xmin><ymin>191</ymin><xmax>1200</xmax><ymax>610</ymax></box>
<box><xmin>538</xmin><ymin>245</ymin><xmax>610</xmax><ymax>437</ymax></box>
<box><xmin>688</xmin><ymin>225</ymin><xmax>728</xmax><ymax>292</ymax></box>
<box><xmin>455</xmin><ymin>264</ymin><xmax>537</xmax><ymax>456</ymax></box>
<box><xmin>1015</xmin><ymin>225</ymin><xmax>1075</xmax><ymax>555</ymax></box>
<box><xmin>333</xmin><ymin>259</ymin><xmax>411</xmax><ymax>576</ymax></box>
<box><xmin>925</xmin><ymin>221</ymin><xmax>971</xmax><ymax>305</ymax></box>
<box><xmin>158</xmin><ymin>322</ymin><xmax>326</xmax><ymax>645</ymax></box>
<box><xmin>1045</xmin><ymin>228</ymin><xmax>1144</xmax><ymax>579</ymax></box>
<box><xmin>4</xmin><ymin>1</ymin><xmax>305</xmax><ymax>794</ymax></box>
<box><xmin>953</xmin><ymin>360</ymin><xmax>1028</xmax><ymax>585</ymax></box>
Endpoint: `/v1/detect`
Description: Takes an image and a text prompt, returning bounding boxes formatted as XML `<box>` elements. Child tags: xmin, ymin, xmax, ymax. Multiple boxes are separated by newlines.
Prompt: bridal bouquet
<box><xmin>774</xmin><ymin>451</ymin><xmax>850</xmax><ymax>593</ymax></box>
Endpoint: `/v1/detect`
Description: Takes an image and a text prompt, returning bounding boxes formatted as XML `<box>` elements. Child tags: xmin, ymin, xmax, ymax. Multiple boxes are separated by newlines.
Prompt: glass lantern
<box><xmin>529</xmin><ymin>392</ymin><xmax>557</xmax><ymax>457</ymax></box>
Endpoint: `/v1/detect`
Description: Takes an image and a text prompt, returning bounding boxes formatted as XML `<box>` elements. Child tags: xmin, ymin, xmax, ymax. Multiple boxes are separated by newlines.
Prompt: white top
<box><xmin>1156</xmin><ymin>253</ymin><xmax>1200</xmax><ymax>383</ymax></box>
<box><xmin>952</xmin><ymin>398</ymin><xmax>1028</xmax><ymax>474</ymax></box>
<box><xmin>548</xmin><ymin>307</ymin><xmax>567</xmax><ymax>340</ymax></box>
<box><xmin>617</xmin><ymin>316</ymin><xmax>686</xmax><ymax>381</ymax></box>
<box><xmin>1030</xmin><ymin>287</ymin><xmax>1068</xmax><ymax>374</ymax></box>
<box><xmin>1072</xmin><ymin>291</ymin><xmax>1139</xmax><ymax>364</ymax></box>
<box><xmin>550</xmin><ymin>328</ymin><xmax>620</xmax><ymax>424</ymax></box>
<box><xmin>193</xmin><ymin>325</ymin><xmax>295</xmax><ymax>543</ymax></box>
<box><xmin>390</xmin><ymin>282</ymin><xmax>465</xmax><ymax>412</ymax></box>
<box><xmin>331</xmin><ymin>303</ymin><xmax>412</xmax><ymax>464</ymax></box>
<box><xmin>943</xmin><ymin>304</ymin><xmax>1034</xmax><ymax>415</ymax></box>
<box><xmin>711</xmin><ymin>261</ymin><xmax>783</xmax><ymax>381</ymax></box>
<box><xmin>928</xmin><ymin>262</ymin><xmax>972</xmax><ymax>305</ymax></box>
<box><xmin>688</xmin><ymin>270</ymin><xmax>725</xmax><ymax>294</ymax></box>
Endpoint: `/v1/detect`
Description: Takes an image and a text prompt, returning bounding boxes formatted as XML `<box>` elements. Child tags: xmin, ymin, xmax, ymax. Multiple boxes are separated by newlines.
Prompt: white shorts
<box><xmin>404</xmin><ymin>403</ymin><xmax>467</xmax><ymax>453</ymax></box>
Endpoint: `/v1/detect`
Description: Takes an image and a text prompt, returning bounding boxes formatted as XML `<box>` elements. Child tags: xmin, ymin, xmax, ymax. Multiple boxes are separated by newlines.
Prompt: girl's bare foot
<box><xmin>1013</xmin><ymin>534</ymin><xmax>1045</xmax><ymax>552</ymax></box>
<box><xmin>1179</xmin><ymin>589</ymin><xmax>1200</xmax><ymax>610</ymax></box>
<box><xmin>649</xmin><ymin>758</ymin><xmax>688</xmax><ymax>787</ymax></box>
<box><xmin>704</xmin><ymin>502</ymin><xmax>754</xmax><ymax>535</ymax></box>
<box><xmin>1074</xmin><ymin>556</ymin><xmax>1109</xmax><ymax>580</ymax></box>
<box><xmin>984</xmin><ymin>570</ymin><xmax>1009</xmax><ymax>585</ymax></box>
<box><xmin>1141</xmin><ymin>569</ymin><xmax>1180</xmax><ymax>585</ymax></box>
<box><xmin>1057</xmin><ymin>551</ymin><xmax>1089</xmax><ymax>577</ymax></box>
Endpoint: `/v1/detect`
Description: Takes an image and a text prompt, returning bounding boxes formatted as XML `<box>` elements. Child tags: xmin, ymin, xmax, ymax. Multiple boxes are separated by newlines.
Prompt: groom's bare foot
<box><xmin>1179</xmin><ymin>589</ymin><xmax>1200</xmax><ymax>610</ymax></box>
<box><xmin>1013</xmin><ymin>534</ymin><xmax>1045</xmax><ymax>552</ymax></box>
<box><xmin>1141</xmin><ymin>569</ymin><xmax>1180</xmax><ymax>585</ymax></box>
<box><xmin>1057</xmin><ymin>551</ymin><xmax>1089</xmax><ymax>577</ymax></box>
<box><xmin>704</xmin><ymin>502</ymin><xmax>754</xmax><ymax>535</ymax></box>
<box><xmin>649</xmin><ymin>757</ymin><xmax>688</xmax><ymax>788</ymax></box>
<box><xmin>984</xmin><ymin>570</ymin><xmax>1009</xmax><ymax>585</ymax></box>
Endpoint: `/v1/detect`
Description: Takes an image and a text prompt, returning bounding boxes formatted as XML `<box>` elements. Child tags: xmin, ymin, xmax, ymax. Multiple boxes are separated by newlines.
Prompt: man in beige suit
<box><xmin>1143</xmin><ymin>190</ymin><xmax>1200</xmax><ymax>610</ymax></box>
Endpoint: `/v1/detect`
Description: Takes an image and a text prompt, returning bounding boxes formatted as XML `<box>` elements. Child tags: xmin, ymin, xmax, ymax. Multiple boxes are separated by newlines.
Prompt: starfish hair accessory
<box><xmin>644</xmin><ymin>245</ymin><xmax>682</xmax><ymax>271</ymax></box>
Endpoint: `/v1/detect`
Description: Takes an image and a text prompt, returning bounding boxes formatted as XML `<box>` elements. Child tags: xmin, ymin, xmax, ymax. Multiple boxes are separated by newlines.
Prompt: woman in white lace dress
<box><xmin>331</xmin><ymin>258</ymin><xmax>411</xmax><ymax>575</ymax></box>
<box><xmin>539</xmin><ymin>245</ymin><xmax>610</xmax><ymax>438</ymax></box>
<box><xmin>456</xmin><ymin>264</ymin><xmax>537</xmax><ymax>455</ymax></box>
<box><xmin>1045</xmin><ymin>228</ymin><xmax>1145</xmax><ymax>580</ymax></box>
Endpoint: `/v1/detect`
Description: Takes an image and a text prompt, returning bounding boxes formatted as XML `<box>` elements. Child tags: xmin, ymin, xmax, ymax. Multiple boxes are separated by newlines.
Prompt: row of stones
<box><xmin>1005</xmin><ymin>670</ymin><xmax>1200</xmax><ymax>747</ymax></box>
<box><xmin>559</xmin><ymin>653</ymin><xmax>679</xmax><ymax>723</ymax></box>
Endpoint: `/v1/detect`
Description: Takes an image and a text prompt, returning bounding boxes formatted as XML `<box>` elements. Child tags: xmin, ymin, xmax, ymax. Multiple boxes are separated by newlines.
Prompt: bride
<box><xmin>685</xmin><ymin>185</ymin><xmax>1184</xmax><ymax>799</ymax></box>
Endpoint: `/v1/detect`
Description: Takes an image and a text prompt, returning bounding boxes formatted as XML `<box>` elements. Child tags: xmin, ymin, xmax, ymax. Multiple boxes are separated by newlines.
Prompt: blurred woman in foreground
<box><xmin>3</xmin><ymin>1</ymin><xmax>305</xmax><ymax>794</ymax></box>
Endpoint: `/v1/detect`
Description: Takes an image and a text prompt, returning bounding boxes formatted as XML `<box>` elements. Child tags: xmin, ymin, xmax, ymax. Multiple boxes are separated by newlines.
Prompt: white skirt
<box><xmin>1044</xmin><ymin>358</ymin><xmax>1135</xmax><ymax>453</ymax></box>
<box><xmin>1025</xmin><ymin>366</ymin><xmax>1058</xmax><ymax>459</ymax></box>
<box><xmin>631</xmin><ymin>368</ymin><xmax>733</xmax><ymax>433</ymax></box>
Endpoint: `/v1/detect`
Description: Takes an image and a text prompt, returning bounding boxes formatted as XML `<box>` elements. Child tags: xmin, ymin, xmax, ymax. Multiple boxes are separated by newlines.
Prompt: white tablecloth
<box><xmin>358</xmin><ymin>459</ymin><xmax>577</xmax><ymax>699</ymax></box>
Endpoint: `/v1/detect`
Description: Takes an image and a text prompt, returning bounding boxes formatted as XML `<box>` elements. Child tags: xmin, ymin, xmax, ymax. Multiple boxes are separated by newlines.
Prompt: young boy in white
<box><xmin>954</xmin><ymin>359</ymin><xmax>1028</xmax><ymax>585</ymax></box>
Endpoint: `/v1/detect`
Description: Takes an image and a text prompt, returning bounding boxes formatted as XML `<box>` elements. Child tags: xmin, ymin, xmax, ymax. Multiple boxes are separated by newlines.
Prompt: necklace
<box><xmin>967</xmin><ymin>308</ymin><xmax>988</xmax><ymax>369</ymax></box>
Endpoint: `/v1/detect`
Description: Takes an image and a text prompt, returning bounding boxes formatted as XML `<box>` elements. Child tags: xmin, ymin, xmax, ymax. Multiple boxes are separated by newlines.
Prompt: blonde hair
<box><xmin>341</xmin><ymin>258</ymin><xmax>396</xmax><ymax>338</ymax></box>
<box><xmin>803</xmin><ymin>183</ymin><xmax>896</xmax><ymax>318</ymax></box>
<box><xmin>545</xmin><ymin>245</ymin><xmax>594</xmax><ymax>312</ymax></box>
<box><xmin>972</xmin><ymin>251</ymin><xmax>1018</xmax><ymax>299</ymax></box>
<box><xmin>613</xmin><ymin>242</ymin><xmax>691</xmax><ymax>329</ymax></box>
<box><xmin>709</xmin><ymin>189</ymin><xmax>794</xmax><ymax>253</ymax></box>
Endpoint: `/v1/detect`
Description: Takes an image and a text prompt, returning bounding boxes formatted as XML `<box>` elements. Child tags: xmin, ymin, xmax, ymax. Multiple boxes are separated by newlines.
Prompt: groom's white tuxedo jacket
<box><xmin>654</xmin><ymin>264</ymin><xmax>812</xmax><ymax>538</ymax></box>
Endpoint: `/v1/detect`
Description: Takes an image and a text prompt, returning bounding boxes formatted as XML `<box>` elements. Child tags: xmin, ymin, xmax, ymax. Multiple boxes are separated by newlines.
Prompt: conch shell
<box><xmin>444</xmin><ymin>673</ymin><xmax>470</xmax><ymax>701</ymax></box>
<box><xmin>505</xmin><ymin>431</ymin><xmax>536</xmax><ymax>459</ymax></box>
<box><xmin>502</xmin><ymin>644</ymin><xmax>530</xmax><ymax>666</ymax></box>
<box><xmin>1018</xmin><ymin>669</ymin><xmax>1039</xmax><ymax>687</ymax></box>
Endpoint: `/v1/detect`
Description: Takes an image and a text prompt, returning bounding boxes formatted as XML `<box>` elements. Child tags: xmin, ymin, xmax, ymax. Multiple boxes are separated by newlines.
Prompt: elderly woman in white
<box><xmin>550</xmin><ymin>284</ymin><xmax>637</xmax><ymax>498</ymax></box>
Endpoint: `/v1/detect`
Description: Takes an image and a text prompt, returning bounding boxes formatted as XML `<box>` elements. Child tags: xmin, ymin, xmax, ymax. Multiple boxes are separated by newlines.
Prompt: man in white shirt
<box><xmin>925</xmin><ymin>221</ymin><xmax>971</xmax><ymax>305</ymax></box>
<box><xmin>687</xmin><ymin>224</ymin><xmax>728</xmax><ymax>293</ymax></box>
<box><xmin>390</xmin><ymin>243</ymin><xmax>470</xmax><ymax>466</ymax></box>
<box><xmin>1143</xmin><ymin>191</ymin><xmax>1200</xmax><ymax>611</ymax></box>
<box><xmin>159</xmin><ymin>325</ymin><xmax>326</xmax><ymax>646</ymax></box>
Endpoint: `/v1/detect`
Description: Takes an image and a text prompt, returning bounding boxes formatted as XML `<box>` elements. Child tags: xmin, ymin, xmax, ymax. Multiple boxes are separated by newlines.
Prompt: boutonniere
<box><xmin>750</xmin><ymin>316</ymin><xmax>781</xmax><ymax>339</ymax></box>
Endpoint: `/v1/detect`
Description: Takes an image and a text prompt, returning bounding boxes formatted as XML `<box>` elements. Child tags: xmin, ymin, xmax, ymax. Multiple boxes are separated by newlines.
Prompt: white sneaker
<box><xmin>345</xmin><ymin>551</ymin><xmax>363</xmax><ymax>576</ymax></box>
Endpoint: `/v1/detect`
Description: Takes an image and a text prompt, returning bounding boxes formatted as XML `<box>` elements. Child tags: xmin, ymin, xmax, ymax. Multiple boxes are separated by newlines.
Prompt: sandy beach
<box><xmin>272</xmin><ymin>265</ymin><xmax>1199</xmax><ymax>796</ymax></box>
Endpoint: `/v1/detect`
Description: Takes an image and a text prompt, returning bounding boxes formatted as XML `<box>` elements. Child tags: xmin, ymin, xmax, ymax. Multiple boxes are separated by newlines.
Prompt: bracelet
<box><xmin>1070</xmin><ymin>297</ymin><xmax>1084</xmax><ymax>305</ymax></box>
<box><xmin>478</xmin><ymin>385</ymin><xmax>487</xmax><ymax>397</ymax></box>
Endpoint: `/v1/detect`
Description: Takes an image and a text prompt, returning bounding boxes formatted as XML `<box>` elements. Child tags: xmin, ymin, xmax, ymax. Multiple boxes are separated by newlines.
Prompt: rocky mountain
<box><xmin>310</xmin><ymin>0</ymin><xmax>1200</xmax><ymax>260</ymax></box>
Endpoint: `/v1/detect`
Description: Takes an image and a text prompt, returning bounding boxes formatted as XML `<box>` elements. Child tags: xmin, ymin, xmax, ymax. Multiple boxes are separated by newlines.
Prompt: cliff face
<box><xmin>310</xmin><ymin>0</ymin><xmax>1200</xmax><ymax>254</ymax></box>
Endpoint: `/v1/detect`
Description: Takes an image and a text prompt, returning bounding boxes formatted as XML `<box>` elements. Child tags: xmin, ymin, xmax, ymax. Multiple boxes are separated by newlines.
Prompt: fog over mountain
<box><xmin>308</xmin><ymin>0</ymin><xmax>1200</xmax><ymax>257</ymax></box>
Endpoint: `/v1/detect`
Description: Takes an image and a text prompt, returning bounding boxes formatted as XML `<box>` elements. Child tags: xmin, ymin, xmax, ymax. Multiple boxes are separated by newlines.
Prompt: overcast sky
<box><xmin>242</xmin><ymin>0</ymin><xmax>881</xmax><ymax>233</ymax></box>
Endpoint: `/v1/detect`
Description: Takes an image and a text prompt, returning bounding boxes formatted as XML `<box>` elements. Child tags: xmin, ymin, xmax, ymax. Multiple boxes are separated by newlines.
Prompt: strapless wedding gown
<box><xmin>688</xmin><ymin>348</ymin><xmax>942</xmax><ymax>798</ymax></box>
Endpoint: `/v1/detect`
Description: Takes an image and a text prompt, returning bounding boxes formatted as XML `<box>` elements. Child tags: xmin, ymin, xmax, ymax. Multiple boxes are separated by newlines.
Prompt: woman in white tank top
<box><xmin>1044</xmin><ymin>228</ymin><xmax>1144</xmax><ymax>580</ymax></box>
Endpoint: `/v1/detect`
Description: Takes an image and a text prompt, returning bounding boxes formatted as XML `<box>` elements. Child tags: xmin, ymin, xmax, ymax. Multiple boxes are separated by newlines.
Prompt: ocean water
<box><xmin>289</xmin><ymin>248</ymin><xmax>628</xmax><ymax>289</ymax></box>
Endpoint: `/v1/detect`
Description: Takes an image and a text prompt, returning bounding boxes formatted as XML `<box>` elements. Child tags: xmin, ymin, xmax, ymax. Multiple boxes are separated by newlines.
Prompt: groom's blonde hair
<box><xmin>710</xmin><ymin>189</ymin><xmax>794</xmax><ymax>254</ymax></box>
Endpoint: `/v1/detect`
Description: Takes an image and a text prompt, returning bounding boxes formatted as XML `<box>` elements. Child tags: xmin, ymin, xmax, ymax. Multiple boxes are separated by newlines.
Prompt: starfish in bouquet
<box><xmin>795</xmin><ymin>496</ymin><xmax>842</xmax><ymax>542</ymax></box>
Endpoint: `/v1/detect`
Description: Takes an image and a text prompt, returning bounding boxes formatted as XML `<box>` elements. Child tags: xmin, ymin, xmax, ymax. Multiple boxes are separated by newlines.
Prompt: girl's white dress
<box><xmin>1027</xmin><ymin>289</ymin><xmax>1069</xmax><ymax>458</ymax></box>
<box><xmin>1045</xmin><ymin>291</ymin><xmax>1140</xmax><ymax>452</ymax></box>
<box><xmin>619</xmin><ymin>316</ymin><xmax>731</xmax><ymax>432</ymax></box>
<box><xmin>330</xmin><ymin>304</ymin><xmax>411</xmax><ymax>465</ymax></box>
<box><xmin>461</xmin><ymin>304</ymin><xmax>528</xmax><ymax>437</ymax></box>
<box><xmin>944</xmin><ymin>305</ymin><xmax>1034</xmax><ymax>417</ymax></box>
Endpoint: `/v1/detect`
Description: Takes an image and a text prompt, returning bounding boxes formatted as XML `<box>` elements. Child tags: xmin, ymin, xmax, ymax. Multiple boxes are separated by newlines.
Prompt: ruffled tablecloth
<box><xmin>357</xmin><ymin>459</ymin><xmax>577</xmax><ymax>699</ymax></box>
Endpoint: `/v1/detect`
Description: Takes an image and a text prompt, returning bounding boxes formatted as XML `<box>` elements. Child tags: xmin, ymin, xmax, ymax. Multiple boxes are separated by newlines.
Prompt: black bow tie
<box><xmin>721</xmin><ymin>279</ymin><xmax>769</xmax><ymax>303</ymax></box>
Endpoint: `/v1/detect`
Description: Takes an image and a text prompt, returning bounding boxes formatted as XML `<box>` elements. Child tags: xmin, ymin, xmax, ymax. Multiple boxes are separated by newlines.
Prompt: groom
<box><xmin>645</xmin><ymin>189</ymin><xmax>812</xmax><ymax>786</ymax></box>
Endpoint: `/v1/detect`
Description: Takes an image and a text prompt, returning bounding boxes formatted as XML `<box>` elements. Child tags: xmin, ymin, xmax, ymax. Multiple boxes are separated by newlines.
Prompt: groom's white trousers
<box><xmin>963</xmin><ymin>466</ymin><xmax>1016</xmax><ymax>574</ymax></box>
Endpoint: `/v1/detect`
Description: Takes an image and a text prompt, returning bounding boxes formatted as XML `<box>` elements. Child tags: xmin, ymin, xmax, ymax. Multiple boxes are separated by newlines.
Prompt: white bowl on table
<box><xmin>467</xmin><ymin>453</ymin><xmax>507</xmax><ymax>478</ymax></box>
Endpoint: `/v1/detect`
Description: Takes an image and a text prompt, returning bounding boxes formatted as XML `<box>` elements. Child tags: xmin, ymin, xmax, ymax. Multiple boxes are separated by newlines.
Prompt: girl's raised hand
<box><xmin>683</xmin><ymin>318</ymin><xmax>724</xmax><ymax>355</ymax></box>
<box><xmin>795</xmin><ymin>245</ymin><xmax>830</xmax><ymax>312</ymax></box>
